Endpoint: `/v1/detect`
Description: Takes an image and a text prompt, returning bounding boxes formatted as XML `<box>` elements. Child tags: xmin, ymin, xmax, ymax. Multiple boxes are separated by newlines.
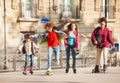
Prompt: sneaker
<box><xmin>93</xmin><ymin>65</ymin><xmax>100</xmax><ymax>73</ymax></box>
<box><xmin>73</xmin><ymin>69</ymin><xmax>77</xmax><ymax>74</ymax></box>
<box><xmin>23</xmin><ymin>68</ymin><xmax>27</xmax><ymax>75</ymax></box>
<box><xmin>48</xmin><ymin>67</ymin><xmax>52</xmax><ymax>72</ymax></box>
<box><xmin>56</xmin><ymin>61</ymin><xmax>60</xmax><ymax>65</ymax></box>
<box><xmin>103</xmin><ymin>64</ymin><xmax>107</xmax><ymax>72</ymax></box>
<box><xmin>30</xmin><ymin>67</ymin><xmax>33</xmax><ymax>74</ymax></box>
<box><xmin>30</xmin><ymin>71</ymin><xmax>33</xmax><ymax>74</ymax></box>
<box><xmin>23</xmin><ymin>71</ymin><xmax>27</xmax><ymax>75</ymax></box>
<box><xmin>65</xmin><ymin>68</ymin><xmax>69</xmax><ymax>73</ymax></box>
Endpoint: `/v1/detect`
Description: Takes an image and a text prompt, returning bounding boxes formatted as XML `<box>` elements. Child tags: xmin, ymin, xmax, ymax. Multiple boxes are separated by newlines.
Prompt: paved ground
<box><xmin>0</xmin><ymin>67</ymin><xmax>120</xmax><ymax>83</ymax></box>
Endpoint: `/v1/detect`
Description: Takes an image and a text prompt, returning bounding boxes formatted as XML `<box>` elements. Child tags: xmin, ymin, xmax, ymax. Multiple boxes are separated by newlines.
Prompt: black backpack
<box><xmin>91</xmin><ymin>27</ymin><xmax>101</xmax><ymax>45</ymax></box>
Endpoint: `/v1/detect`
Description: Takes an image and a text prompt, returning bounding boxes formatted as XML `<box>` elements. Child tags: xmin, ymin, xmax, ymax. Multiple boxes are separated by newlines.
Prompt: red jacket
<box><xmin>46</xmin><ymin>31</ymin><xmax>59</xmax><ymax>48</ymax></box>
<box><xmin>91</xmin><ymin>27</ymin><xmax>114</xmax><ymax>48</ymax></box>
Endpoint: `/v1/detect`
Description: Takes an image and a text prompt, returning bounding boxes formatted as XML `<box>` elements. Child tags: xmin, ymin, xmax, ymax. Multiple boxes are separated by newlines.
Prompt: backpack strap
<box><xmin>22</xmin><ymin>40</ymin><xmax>26</xmax><ymax>54</ymax></box>
<box><xmin>31</xmin><ymin>41</ymin><xmax>34</xmax><ymax>54</ymax></box>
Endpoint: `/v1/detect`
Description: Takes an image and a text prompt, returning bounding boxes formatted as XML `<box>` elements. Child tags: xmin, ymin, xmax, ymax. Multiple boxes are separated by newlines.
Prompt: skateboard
<box><xmin>45</xmin><ymin>71</ymin><xmax>53</xmax><ymax>76</ymax></box>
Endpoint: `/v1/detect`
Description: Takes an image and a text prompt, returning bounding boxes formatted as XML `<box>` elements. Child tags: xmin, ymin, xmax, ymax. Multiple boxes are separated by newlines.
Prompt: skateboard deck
<box><xmin>45</xmin><ymin>71</ymin><xmax>53</xmax><ymax>76</ymax></box>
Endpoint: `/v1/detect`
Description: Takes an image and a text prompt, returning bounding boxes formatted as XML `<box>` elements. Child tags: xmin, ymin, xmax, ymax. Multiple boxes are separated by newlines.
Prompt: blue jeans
<box><xmin>24</xmin><ymin>54</ymin><xmax>34</xmax><ymax>68</ymax></box>
<box><xmin>48</xmin><ymin>46</ymin><xmax>60</xmax><ymax>68</ymax></box>
<box><xmin>66</xmin><ymin>45</ymin><xmax>76</xmax><ymax>69</ymax></box>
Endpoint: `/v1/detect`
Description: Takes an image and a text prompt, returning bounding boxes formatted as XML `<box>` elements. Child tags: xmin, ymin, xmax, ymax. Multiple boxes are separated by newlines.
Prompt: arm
<box><xmin>54</xmin><ymin>30</ymin><xmax>63</xmax><ymax>33</ymax></box>
<box><xmin>54</xmin><ymin>30</ymin><xmax>67</xmax><ymax>35</ymax></box>
<box><xmin>31</xmin><ymin>31</ymin><xmax>48</xmax><ymax>38</ymax></box>
<box><xmin>64</xmin><ymin>38</ymin><xmax>68</xmax><ymax>47</ymax></box>
<box><xmin>16</xmin><ymin>44</ymin><xmax>24</xmax><ymax>54</ymax></box>
<box><xmin>31</xmin><ymin>34</ymin><xmax>39</xmax><ymax>38</ymax></box>
<box><xmin>64</xmin><ymin>31</ymin><xmax>69</xmax><ymax>47</ymax></box>
<box><xmin>55</xmin><ymin>22</ymin><xmax>68</xmax><ymax>31</ymax></box>
<box><xmin>108</xmin><ymin>30</ymin><xmax>114</xmax><ymax>46</ymax></box>
<box><xmin>75</xmin><ymin>34</ymin><xmax>80</xmax><ymax>49</ymax></box>
<box><xmin>33</xmin><ymin>42</ymin><xmax>39</xmax><ymax>49</ymax></box>
<box><xmin>91</xmin><ymin>28</ymin><xmax>98</xmax><ymax>44</ymax></box>
<box><xmin>81</xmin><ymin>33</ymin><xmax>88</xmax><ymax>38</ymax></box>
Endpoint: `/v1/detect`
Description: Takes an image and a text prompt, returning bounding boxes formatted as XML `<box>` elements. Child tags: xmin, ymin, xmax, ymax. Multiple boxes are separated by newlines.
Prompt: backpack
<box><xmin>91</xmin><ymin>27</ymin><xmax>101</xmax><ymax>45</ymax></box>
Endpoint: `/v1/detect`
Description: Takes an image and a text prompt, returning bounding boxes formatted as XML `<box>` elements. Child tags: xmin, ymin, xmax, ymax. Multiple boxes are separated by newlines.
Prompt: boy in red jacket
<box><xmin>44</xmin><ymin>22</ymin><xmax>60</xmax><ymax>72</ymax></box>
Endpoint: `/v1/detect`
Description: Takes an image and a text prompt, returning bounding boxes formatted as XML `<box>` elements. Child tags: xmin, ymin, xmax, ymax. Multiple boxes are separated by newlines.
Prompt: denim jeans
<box><xmin>66</xmin><ymin>45</ymin><xmax>76</xmax><ymax>69</ymax></box>
<box><xmin>24</xmin><ymin>54</ymin><xmax>34</xmax><ymax>68</ymax></box>
<box><xmin>48</xmin><ymin>46</ymin><xmax>60</xmax><ymax>68</ymax></box>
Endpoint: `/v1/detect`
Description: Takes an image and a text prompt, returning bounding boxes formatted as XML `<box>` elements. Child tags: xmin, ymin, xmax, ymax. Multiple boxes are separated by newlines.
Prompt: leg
<box><xmin>94</xmin><ymin>48</ymin><xmax>102</xmax><ymax>73</ymax></box>
<box><xmin>24</xmin><ymin>55</ymin><xmax>29</xmax><ymax>68</ymax></box>
<box><xmin>99</xmin><ymin>51</ymin><xmax>103</xmax><ymax>69</ymax></box>
<box><xmin>53</xmin><ymin>46</ymin><xmax>60</xmax><ymax>65</ymax></box>
<box><xmin>30</xmin><ymin>54</ymin><xmax>34</xmax><ymax>74</ymax></box>
<box><xmin>53</xmin><ymin>50</ymin><xmax>57</xmax><ymax>61</ymax></box>
<box><xmin>103</xmin><ymin>47</ymin><xmax>109</xmax><ymax>71</ymax></box>
<box><xmin>60</xmin><ymin>39</ymin><xmax>66</xmax><ymax>51</ymax></box>
<box><xmin>71</xmin><ymin>47</ymin><xmax>77</xmax><ymax>73</ymax></box>
<box><xmin>48</xmin><ymin>47</ymin><xmax>53</xmax><ymax>71</ymax></box>
<box><xmin>65</xmin><ymin>46</ymin><xmax>70</xmax><ymax>73</ymax></box>
<box><xmin>30</xmin><ymin>54</ymin><xmax>34</xmax><ymax>67</ymax></box>
<box><xmin>96</xmin><ymin>48</ymin><xmax>102</xmax><ymax>65</ymax></box>
<box><xmin>23</xmin><ymin>55</ymin><xmax>29</xmax><ymax>75</ymax></box>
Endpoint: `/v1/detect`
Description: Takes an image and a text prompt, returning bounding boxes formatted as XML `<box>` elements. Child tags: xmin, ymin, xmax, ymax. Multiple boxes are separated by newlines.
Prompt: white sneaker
<box><xmin>48</xmin><ymin>67</ymin><xmax>52</xmax><ymax>72</ymax></box>
<box><xmin>56</xmin><ymin>61</ymin><xmax>60</xmax><ymax>65</ymax></box>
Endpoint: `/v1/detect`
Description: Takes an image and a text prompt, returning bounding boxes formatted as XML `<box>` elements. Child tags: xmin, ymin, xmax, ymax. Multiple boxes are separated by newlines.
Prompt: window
<box><xmin>94</xmin><ymin>0</ymin><xmax>101</xmax><ymax>11</ymax></box>
<box><xmin>108</xmin><ymin>0</ymin><xmax>116</xmax><ymax>19</ymax></box>
<box><xmin>61</xmin><ymin>0</ymin><xmax>81</xmax><ymax>19</ymax></box>
<box><xmin>20</xmin><ymin>0</ymin><xmax>37</xmax><ymax>18</ymax></box>
<box><xmin>61</xmin><ymin>0</ymin><xmax>72</xmax><ymax>18</ymax></box>
<box><xmin>100</xmin><ymin>0</ymin><xmax>115</xmax><ymax>19</ymax></box>
<box><xmin>100</xmin><ymin>0</ymin><xmax>105</xmax><ymax>17</ymax></box>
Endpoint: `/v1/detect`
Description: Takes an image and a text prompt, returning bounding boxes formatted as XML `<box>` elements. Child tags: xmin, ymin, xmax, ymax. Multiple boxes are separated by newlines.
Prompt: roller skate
<box><xmin>29</xmin><ymin>67</ymin><xmax>33</xmax><ymax>75</ymax></box>
<box><xmin>23</xmin><ymin>68</ymin><xmax>27</xmax><ymax>75</ymax></box>
<box><xmin>92</xmin><ymin>65</ymin><xmax>100</xmax><ymax>73</ymax></box>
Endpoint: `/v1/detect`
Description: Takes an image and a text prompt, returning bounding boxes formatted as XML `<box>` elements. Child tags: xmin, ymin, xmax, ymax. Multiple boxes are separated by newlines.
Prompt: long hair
<box><xmin>67</xmin><ymin>22</ymin><xmax>78</xmax><ymax>35</ymax></box>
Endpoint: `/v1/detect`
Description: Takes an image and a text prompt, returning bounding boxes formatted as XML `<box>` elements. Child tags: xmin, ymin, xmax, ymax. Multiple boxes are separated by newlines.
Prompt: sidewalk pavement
<box><xmin>0</xmin><ymin>67</ymin><xmax>120</xmax><ymax>83</ymax></box>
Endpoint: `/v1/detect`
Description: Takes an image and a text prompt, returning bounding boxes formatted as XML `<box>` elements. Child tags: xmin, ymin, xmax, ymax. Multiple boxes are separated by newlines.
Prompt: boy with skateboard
<box><xmin>44</xmin><ymin>21</ymin><xmax>60</xmax><ymax>76</ymax></box>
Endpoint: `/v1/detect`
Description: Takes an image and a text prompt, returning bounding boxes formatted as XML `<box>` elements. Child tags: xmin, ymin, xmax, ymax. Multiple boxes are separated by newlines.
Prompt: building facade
<box><xmin>0</xmin><ymin>0</ymin><xmax>120</xmax><ymax>70</ymax></box>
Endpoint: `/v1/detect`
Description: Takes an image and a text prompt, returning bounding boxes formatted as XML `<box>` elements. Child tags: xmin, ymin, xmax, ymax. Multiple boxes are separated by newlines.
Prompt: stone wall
<box><xmin>0</xmin><ymin>0</ymin><xmax>120</xmax><ymax>70</ymax></box>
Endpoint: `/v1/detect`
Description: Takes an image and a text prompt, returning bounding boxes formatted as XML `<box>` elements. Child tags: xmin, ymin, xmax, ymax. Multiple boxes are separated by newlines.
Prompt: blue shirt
<box><xmin>67</xmin><ymin>32</ymin><xmax>75</xmax><ymax>45</ymax></box>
